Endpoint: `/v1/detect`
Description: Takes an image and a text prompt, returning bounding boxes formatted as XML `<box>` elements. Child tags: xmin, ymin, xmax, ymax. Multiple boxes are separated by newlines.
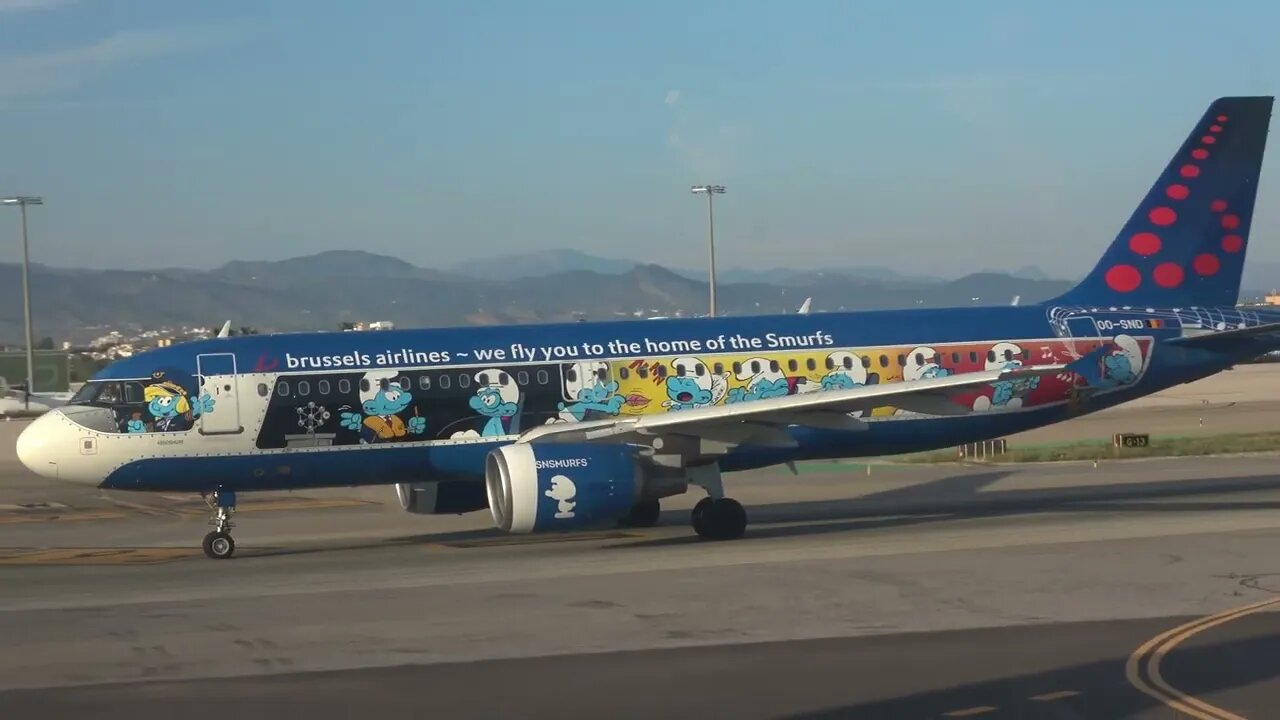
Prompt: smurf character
<box><xmin>727</xmin><ymin>357</ymin><xmax>792</xmax><ymax>404</ymax></box>
<box><xmin>131</xmin><ymin>376</ymin><xmax>215</xmax><ymax>433</ymax></box>
<box><xmin>452</xmin><ymin>369</ymin><xmax>521</xmax><ymax>438</ymax></box>
<box><xmin>552</xmin><ymin>361</ymin><xmax>624</xmax><ymax>422</ymax></box>
<box><xmin>545</xmin><ymin>475</ymin><xmax>577</xmax><ymax>519</ymax></box>
<box><xmin>903</xmin><ymin>347</ymin><xmax>952</xmax><ymax>382</ymax></box>
<box><xmin>820</xmin><ymin>351</ymin><xmax>869</xmax><ymax>391</ymax></box>
<box><xmin>340</xmin><ymin>370</ymin><xmax>426</xmax><ymax>443</ymax></box>
<box><xmin>663</xmin><ymin>356</ymin><xmax>729</xmax><ymax>411</ymax></box>
<box><xmin>973</xmin><ymin>342</ymin><xmax>1040</xmax><ymax>412</ymax></box>
<box><xmin>1098</xmin><ymin>334</ymin><xmax>1143</xmax><ymax>388</ymax></box>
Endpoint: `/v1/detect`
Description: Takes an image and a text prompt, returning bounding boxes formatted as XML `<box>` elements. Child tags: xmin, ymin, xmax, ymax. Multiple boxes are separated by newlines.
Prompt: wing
<box><xmin>516</xmin><ymin>363</ymin><xmax>1075</xmax><ymax>462</ymax></box>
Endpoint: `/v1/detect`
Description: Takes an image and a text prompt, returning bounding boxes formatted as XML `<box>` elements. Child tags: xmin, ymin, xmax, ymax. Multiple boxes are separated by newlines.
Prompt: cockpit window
<box><xmin>68</xmin><ymin>378</ymin><xmax>203</xmax><ymax>434</ymax></box>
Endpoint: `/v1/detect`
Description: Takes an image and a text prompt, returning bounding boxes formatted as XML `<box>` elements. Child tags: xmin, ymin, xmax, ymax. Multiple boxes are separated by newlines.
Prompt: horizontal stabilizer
<box><xmin>1167</xmin><ymin>321</ymin><xmax>1280</xmax><ymax>347</ymax></box>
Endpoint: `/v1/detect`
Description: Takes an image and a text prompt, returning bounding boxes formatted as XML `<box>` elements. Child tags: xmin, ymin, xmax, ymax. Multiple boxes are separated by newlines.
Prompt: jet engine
<box><xmin>485</xmin><ymin>443</ymin><xmax>685</xmax><ymax>533</ymax></box>
<box><xmin>395</xmin><ymin>480</ymin><xmax>489</xmax><ymax>515</ymax></box>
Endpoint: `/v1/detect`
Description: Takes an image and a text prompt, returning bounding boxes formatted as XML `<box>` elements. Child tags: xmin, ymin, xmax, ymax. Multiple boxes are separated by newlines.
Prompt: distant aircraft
<box><xmin>797</xmin><ymin>297</ymin><xmax>812</xmax><ymax>314</ymax></box>
<box><xmin>16</xmin><ymin>96</ymin><xmax>1280</xmax><ymax>559</ymax></box>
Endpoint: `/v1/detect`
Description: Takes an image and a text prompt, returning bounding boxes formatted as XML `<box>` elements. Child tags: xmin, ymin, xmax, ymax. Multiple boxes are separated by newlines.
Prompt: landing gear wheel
<box><xmin>202</xmin><ymin>531</ymin><xmax>235</xmax><ymax>559</ymax></box>
<box><xmin>692</xmin><ymin>498</ymin><xmax>747</xmax><ymax>541</ymax></box>
<box><xmin>619</xmin><ymin>499</ymin><xmax>661</xmax><ymax>528</ymax></box>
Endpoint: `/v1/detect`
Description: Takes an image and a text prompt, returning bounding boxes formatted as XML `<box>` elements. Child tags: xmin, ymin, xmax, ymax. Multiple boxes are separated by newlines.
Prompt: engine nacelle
<box><xmin>395</xmin><ymin>480</ymin><xmax>489</xmax><ymax>515</ymax></box>
<box><xmin>485</xmin><ymin>443</ymin><xmax>681</xmax><ymax>533</ymax></box>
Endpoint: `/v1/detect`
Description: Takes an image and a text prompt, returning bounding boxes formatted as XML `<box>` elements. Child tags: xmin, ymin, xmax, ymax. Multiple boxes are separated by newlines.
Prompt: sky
<box><xmin>1</xmin><ymin>0</ymin><xmax>1279</xmax><ymax>279</ymax></box>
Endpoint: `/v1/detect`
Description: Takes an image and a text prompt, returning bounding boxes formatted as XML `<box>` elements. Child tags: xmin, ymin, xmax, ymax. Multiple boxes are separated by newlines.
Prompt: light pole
<box><xmin>2</xmin><ymin>196</ymin><xmax>42</xmax><ymax>409</ymax></box>
<box><xmin>690</xmin><ymin>184</ymin><xmax>725</xmax><ymax>317</ymax></box>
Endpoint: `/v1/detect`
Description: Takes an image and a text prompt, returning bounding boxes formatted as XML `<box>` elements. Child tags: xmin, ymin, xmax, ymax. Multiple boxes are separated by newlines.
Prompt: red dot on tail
<box><xmin>1210</xmin><ymin>124</ymin><xmax>1223</xmax><ymax>133</ymax></box>
<box><xmin>1129</xmin><ymin>232</ymin><xmax>1162</xmax><ymax>255</ymax></box>
<box><xmin>1192</xmin><ymin>148</ymin><xmax>1209</xmax><ymax>160</ymax></box>
<box><xmin>1222</xmin><ymin>234</ymin><xmax>1244</xmax><ymax>253</ymax></box>
<box><xmin>1201</xmin><ymin>135</ymin><xmax>1217</xmax><ymax>144</ymax></box>
<box><xmin>1222</xmin><ymin>214</ymin><xmax>1240</xmax><ymax>230</ymax></box>
<box><xmin>1165</xmin><ymin>184</ymin><xmax>1189</xmax><ymax>200</ymax></box>
<box><xmin>1217</xmin><ymin>114</ymin><xmax>1229</xmax><ymax>122</ymax></box>
<box><xmin>1105</xmin><ymin>265</ymin><xmax>1141</xmax><ymax>292</ymax></box>
<box><xmin>1180</xmin><ymin>164</ymin><xmax>1201</xmax><ymax>178</ymax></box>
<box><xmin>1210</xmin><ymin>199</ymin><xmax>1227</xmax><ymax>212</ymax></box>
<box><xmin>1193</xmin><ymin>253</ymin><xmax>1220</xmax><ymax>276</ymax></box>
<box><xmin>1148</xmin><ymin>207</ymin><xmax>1177</xmax><ymax>226</ymax></box>
<box><xmin>1153</xmin><ymin>262</ymin><xmax>1185</xmax><ymax>288</ymax></box>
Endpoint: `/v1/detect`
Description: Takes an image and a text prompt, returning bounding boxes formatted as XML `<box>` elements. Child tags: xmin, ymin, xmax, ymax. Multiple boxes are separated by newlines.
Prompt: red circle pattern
<box><xmin>1218</xmin><ymin>115</ymin><xmax>1229</xmax><ymax>122</ymax></box>
<box><xmin>1210</xmin><ymin>124</ymin><xmax>1223</xmax><ymax>133</ymax></box>
<box><xmin>1148</xmin><ymin>207</ymin><xmax>1177</xmax><ymax>226</ymax></box>
<box><xmin>1201</xmin><ymin>135</ymin><xmax>1216</xmax><ymax>145</ymax></box>
<box><xmin>1193</xmin><ymin>254</ymin><xmax>1220</xmax><ymax>276</ymax></box>
<box><xmin>1106</xmin><ymin>264</ymin><xmax>1141</xmax><ymax>292</ymax></box>
<box><xmin>1210</xmin><ymin>199</ymin><xmax>1227</xmax><ymax>212</ymax></box>
<box><xmin>1153</xmin><ymin>262</ymin><xmax>1184</xmax><ymax>288</ymax></box>
<box><xmin>1222</xmin><ymin>235</ymin><xmax>1244</xmax><ymax>253</ymax></box>
<box><xmin>1129</xmin><ymin>232</ymin><xmax>1162</xmax><ymax>256</ymax></box>
<box><xmin>1222</xmin><ymin>214</ymin><xmax>1240</xmax><ymax>230</ymax></box>
<box><xmin>1166</xmin><ymin>184</ymin><xmax>1189</xmax><ymax>200</ymax></box>
<box><xmin>1181</xmin><ymin>164</ymin><xmax>1201</xmax><ymax>178</ymax></box>
<box><xmin>1192</xmin><ymin>148</ymin><xmax>1209</xmax><ymax>160</ymax></box>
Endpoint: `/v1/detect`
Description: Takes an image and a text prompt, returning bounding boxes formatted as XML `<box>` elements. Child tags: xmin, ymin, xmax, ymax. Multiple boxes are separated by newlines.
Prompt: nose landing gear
<box><xmin>201</xmin><ymin>490</ymin><xmax>237</xmax><ymax>559</ymax></box>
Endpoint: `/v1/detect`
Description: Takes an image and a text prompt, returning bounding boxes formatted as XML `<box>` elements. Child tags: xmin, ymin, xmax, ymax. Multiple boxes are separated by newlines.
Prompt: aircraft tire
<box><xmin>619</xmin><ymin>499</ymin><xmax>661</xmax><ymax>528</ymax></box>
<box><xmin>691</xmin><ymin>497</ymin><xmax>714</xmax><ymax>535</ymax></box>
<box><xmin>202</xmin><ymin>531</ymin><xmax>235</xmax><ymax>559</ymax></box>
<box><xmin>693</xmin><ymin>498</ymin><xmax>746</xmax><ymax>541</ymax></box>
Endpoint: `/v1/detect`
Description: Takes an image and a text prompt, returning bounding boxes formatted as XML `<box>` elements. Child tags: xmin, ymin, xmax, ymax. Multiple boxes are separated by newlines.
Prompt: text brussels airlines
<box><xmin>526</xmin><ymin>445</ymin><xmax>639</xmax><ymax>533</ymax></box>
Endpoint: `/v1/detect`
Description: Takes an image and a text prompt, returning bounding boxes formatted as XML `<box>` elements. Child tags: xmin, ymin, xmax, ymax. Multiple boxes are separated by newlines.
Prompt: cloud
<box><xmin>664</xmin><ymin>89</ymin><xmax>681</xmax><ymax>106</ymax></box>
<box><xmin>0</xmin><ymin>0</ymin><xmax>76</xmax><ymax>13</ymax></box>
<box><xmin>0</xmin><ymin>27</ymin><xmax>242</xmax><ymax>100</ymax></box>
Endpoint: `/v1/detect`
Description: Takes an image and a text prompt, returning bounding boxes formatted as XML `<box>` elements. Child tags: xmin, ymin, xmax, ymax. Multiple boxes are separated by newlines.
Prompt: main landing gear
<box><xmin>201</xmin><ymin>490</ymin><xmax>236</xmax><ymax>559</ymax></box>
<box><xmin>687</xmin><ymin>464</ymin><xmax>747</xmax><ymax>541</ymax></box>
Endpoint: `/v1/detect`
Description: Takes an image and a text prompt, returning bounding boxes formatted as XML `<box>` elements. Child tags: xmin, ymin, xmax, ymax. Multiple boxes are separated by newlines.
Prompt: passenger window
<box><xmin>400</xmin><ymin>376</ymin><xmax>412</xmax><ymax>390</ymax></box>
<box><xmin>806</xmin><ymin>358</ymin><xmax>816</xmax><ymax>371</ymax></box>
<box><xmin>843</xmin><ymin>355</ymin><xmax>854</xmax><ymax>370</ymax></box>
<box><xmin>438</xmin><ymin>374</ymin><xmax>451</xmax><ymax>389</ymax></box>
<box><xmin>970</xmin><ymin>352</ymin><xmax>979</xmax><ymax>363</ymax></box>
<box><xmin>788</xmin><ymin>359</ymin><xmax>798</xmax><ymax>372</ymax></box>
<box><xmin>861</xmin><ymin>356</ymin><xmax>871</xmax><ymax>369</ymax></box>
<box><xmin>675</xmin><ymin>363</ymin><xmax>686</xmax><ymax>377</ymax></box>
<box><xmin>537</xmin><ymin>369</ymin><xmax>549</xmax><ymax>385</ymax></box>
<box><xmin>637</xmin><ymin>366</ymin><xmax>649</xmax><ymax>379</ymax></box>
<box><xmin>825</xmin><ymin>357</ymin><xmax>835</xmax><ymax>370</ymax></box>
<box><xmin>359</xmin><ymin>378</ymin><xmax>370</xmax><ymax>392</ymax></box>
<box><xmin>987</xmin><ymin>350</ymin><xmax>996</xmax><ymax>362</ymax></box>
<box><xmin>915</xmin><ymin>353</ymin><xmax>924</xmax><ymax>366</ymax></box>
<box><xmin>695</xmin><ymin>363</ymin><xmax>706</xmax><ymax>377</ymax></box>
<box><xmin>732</xmin><ymin>362</ymin><xmax>742</xmax><ymax>375</ymax></box>
<box><xmin>656</xmin><ymin>365</ymin><xmax>668</xmax><ymax>378</ymax></box>
<box><xmin>1022</xmin><ymin>350</ymin><xmax>1030</xmax><ymax>360</ymax></box>
<box><xmin>619</xmin><ymin>367</ymin><xmax>630</xmax><ymax>379</ymax></box>
<box><xmin>951</xmin><ymin>352</ymin><xmax>960</xmax><ymax>364</ymax></box>
<box><xmin>751</xmin><ymin>360</ymin><xmax>761</xmax><ymax>374</ymax></box>
<box><xmin>500</xmin><ymin>372</ymin><xmax>510</xmax><ymax>384</ymax></box>
<box><xmin>317</xmin><ymin>380</ymin><xmax>330</xmax><ymax>395</ymax></box>
<box><xmin>565</xmin><ymin>366</ymin><xmax>578</xmax><ymax>383</ymax></box>
<box><xmin>1003</xmin><ymin>350</ymin><xmax>1013</xmax><ymax>361</ymax></box>
<box><xmin>713</xmin><ymin>362</ymin><xmax>724</xmax><ymax>374</ymax></box>
<box><xmin>458</xmin><ymin>373</ymin><xmax>471</xmax><ymax>389</ymax></box>
<box><xmin>769</xmin><ymin>360</ymin><xmax>780</xmax><ymax>372</ymax></box>
<box><xmin>297</xmin><ymin>380</ymin><xmax>310</xmax><ymax>396</ymax></box>
<box><xmin>257</xmin><ymin>383</ymin><xmax>269</xmax><ymax>397</ymax></box>
<box><xmin>879</xmin><ymin>355</ymin><xmax>889</xmax><ymax>367</ymax></box>
<box><xmin>277</xmin><ymin>380</ymin><xmax>290</xmax><ymax>397</ymax></box>
<box><xmin>897</xmin><ymin>355</ymin><xmax>906</xmax><ymax>366</ymax></box>
<box><xmin>517</xmin><ymin>371</ymin><xmax>530</xmax><ymax>385</ymax></box>
<box><xmin>418</xmin><ymin>375</ymin><xmax>431</xmax><ymax>391</ymax></box>
<box><xmin>339</xmin><ymin>379</ymin><xmax>352</xmax><ymax>394</ymax></box>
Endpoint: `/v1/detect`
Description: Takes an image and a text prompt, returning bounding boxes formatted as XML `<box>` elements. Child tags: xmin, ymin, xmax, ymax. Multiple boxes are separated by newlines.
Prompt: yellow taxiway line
<box><xmin>1126</xmin><ymin>595</ymin><xmax>1280</xmax><ymax>720</ymax></box>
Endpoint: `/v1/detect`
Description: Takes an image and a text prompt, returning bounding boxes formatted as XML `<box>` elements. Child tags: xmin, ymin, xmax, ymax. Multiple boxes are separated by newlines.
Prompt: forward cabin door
<box><xmin>196</xmin><ymin>352</ymin><xmax>244</xmax><ymax>435</ymax></box>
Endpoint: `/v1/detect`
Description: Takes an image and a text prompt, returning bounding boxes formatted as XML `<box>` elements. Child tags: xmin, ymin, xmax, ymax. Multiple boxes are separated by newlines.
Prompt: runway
<box><xmin>4</xmin><ymin>367</ymin><xmax>1280</xmax><ymax>718</ymax></box>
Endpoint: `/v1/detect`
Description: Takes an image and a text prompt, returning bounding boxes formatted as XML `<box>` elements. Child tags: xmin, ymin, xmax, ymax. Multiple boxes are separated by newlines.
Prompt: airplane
<box><xmin>15</xmin><ymin>96</ymin><xmax>1279</xmax><ymax>560</ymax></box>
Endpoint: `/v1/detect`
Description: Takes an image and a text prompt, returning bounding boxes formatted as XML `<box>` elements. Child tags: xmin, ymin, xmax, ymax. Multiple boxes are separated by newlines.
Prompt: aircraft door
<box><xmin>196</xmin><ymin>353</ymin><xmax>244</xmax><ymax>435</ymax></box>
<box><xmin>1063</xmin><ymin>316</ymin><xmax>1100</xmax><ymax>338</ymax></box>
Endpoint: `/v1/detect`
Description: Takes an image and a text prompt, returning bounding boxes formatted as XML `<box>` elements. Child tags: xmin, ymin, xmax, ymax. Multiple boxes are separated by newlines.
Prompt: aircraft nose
<box><xmin>16</xmin><ymin>411</ymin><xmax>61</xmax><ymax>479</ymax></box>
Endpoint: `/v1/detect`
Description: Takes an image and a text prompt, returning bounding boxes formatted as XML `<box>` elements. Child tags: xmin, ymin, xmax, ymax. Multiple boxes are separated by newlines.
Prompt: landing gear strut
<box><xmin>686</xmin><ymin>464</ymin><xmax>747</xmax><ymax>540</ymax></box>
<box><xmin>201</xmin><ymin>490</ymin><xmax>236</xmax><ymax>559</ymax></box>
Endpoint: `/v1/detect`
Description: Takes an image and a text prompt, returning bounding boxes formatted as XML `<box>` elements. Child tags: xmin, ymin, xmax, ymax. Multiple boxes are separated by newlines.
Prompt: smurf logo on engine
<box><xmin>534</xmin><ymin>457</ymin><xmax>589</xmax><ymax>470</ymax></box>
<box><xmin>545</xmin><ymin>475</ymin><xmax>577</xmax><ymax>519</ymax></box>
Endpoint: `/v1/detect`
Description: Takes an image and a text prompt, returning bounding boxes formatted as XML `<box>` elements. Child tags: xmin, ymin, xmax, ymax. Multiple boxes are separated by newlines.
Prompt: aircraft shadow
<box><xmin>608</xmin><ymin>469</ymin><xmax>1280</xmax><ymax>550</ymax></box>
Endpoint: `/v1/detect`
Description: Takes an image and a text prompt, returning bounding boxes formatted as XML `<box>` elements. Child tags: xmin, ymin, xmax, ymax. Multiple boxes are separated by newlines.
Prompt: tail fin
<box><xmin>1048</xmin><ymin>96</ymin><xmax>1273</xmax><ymax>308</ymax></box>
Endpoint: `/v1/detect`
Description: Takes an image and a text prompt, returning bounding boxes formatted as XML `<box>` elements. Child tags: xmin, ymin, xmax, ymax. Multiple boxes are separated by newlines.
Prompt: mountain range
<box><xmin>0</xmin><ymin>248</ymin><xmax>1275</xmax><ymax>346</ymax></box>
